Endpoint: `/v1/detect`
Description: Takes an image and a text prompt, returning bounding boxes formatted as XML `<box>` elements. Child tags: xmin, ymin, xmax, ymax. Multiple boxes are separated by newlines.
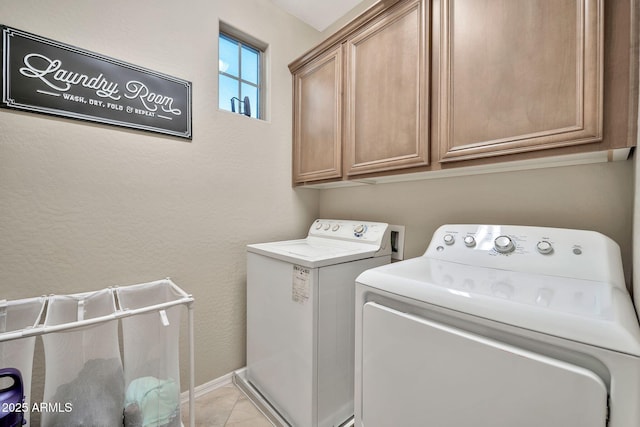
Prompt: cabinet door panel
<box><xmin>436</xmin><ymin>0</ymin><xmax>603</xmax><ymax>162</ymax></box>
<box><xmin>293</xmin><ymin>47</ymin><xmax>342</xmax><ymax>183</ymax></box>
<box><xmin>345</xmin><ymin>0</ymin><xmax>429</xmax><ymax>176</ymax></box>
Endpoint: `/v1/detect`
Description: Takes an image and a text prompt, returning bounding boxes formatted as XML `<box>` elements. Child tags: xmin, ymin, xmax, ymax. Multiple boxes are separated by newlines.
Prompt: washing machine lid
<box><xmin>248</xmin><ymin>237</ymin><xmax>381</xmax><ymax>268</ymax></box>
<box><xmin>356</xmin><ymin>257</ymin><xmax>640</xmax><ymax>356</ymax></box>
<box><xmin>247</xmin><ymin>219</ymin><xmax>390</xmax><ymax>268</ymax></box>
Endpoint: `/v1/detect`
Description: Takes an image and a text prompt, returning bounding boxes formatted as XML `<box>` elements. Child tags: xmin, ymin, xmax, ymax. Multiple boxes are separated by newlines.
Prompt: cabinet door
<box><xmin>435</xmin><ymin>0</ymin><xmax>603</xmax><ymax>162</ymax></box>
<box><xmin>344</xmin><ymin>0</ymin><xmax>429</xmax><ymax>176</ymax></box>
<box><xmin>292</xmin><ymin>46</ymin><xmax>342</xmax><ymax>184</ymax></box>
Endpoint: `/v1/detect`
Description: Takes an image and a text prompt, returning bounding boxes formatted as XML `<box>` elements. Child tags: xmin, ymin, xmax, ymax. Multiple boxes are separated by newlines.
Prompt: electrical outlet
<box><xmin>389</xmin><ymin>224</ymin><xmax>405</xmax><ymax>261</ymax></box>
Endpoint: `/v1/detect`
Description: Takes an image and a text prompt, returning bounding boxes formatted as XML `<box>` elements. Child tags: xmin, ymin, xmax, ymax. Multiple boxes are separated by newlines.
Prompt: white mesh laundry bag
<box><xmin>0</xmin><ymin>297</ymin><xmax>46</xmax><ymax>426</ymax></box>
<box><xmin>41</xmin><ymin>288</ymin><xmax>124</xmax><ymax>427</ymax></box>
<box><xmin>116</xmin><ymin>280</ymin><xmax>184</xmax><ymax>427</ymax></box>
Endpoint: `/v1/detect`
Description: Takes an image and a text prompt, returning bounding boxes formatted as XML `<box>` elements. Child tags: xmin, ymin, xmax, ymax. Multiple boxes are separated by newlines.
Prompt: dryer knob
<box><xmin>536</xmin><ymin>241</ymin><xmax>553</xmax><ymax>255</ymax></box>
<box><xmin>354</xmin><ymin>224</ymin><xmax>365</xmax><ymax>234</ymax></box>
<box><xmin>443</xmin><ymin>234</ymin><xmax>455</xmax><ymax>245</ymax></box>
<box><xmin>494</xmin><ymin>236</ymin><xmax>515</xmax><ymax>254</ymax></box>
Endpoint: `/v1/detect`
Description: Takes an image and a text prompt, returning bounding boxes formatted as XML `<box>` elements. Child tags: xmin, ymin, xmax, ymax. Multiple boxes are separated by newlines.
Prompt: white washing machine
<box><xmin>355</xmin><ymin>224</ymin><xmax>640</xmax><ymax>427</ymax></box>
<box><xmin>245</xmin><ymin>219</ymin><xmax>391</xmax><ymax>427</ymax></box>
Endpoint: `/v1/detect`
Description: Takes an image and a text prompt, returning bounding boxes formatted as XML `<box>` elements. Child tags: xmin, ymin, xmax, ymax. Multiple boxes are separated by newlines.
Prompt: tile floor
<box><xmin>181</xmin><ymin>383</ymin><xmax>274</xmax><ymax>427</ymax></box>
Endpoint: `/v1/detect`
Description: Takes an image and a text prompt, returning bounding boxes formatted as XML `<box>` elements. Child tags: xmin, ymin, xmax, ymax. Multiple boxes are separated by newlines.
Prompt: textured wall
<box><xmin>0</xmin><ymin>0</ymin><xmax>321</xmax><ymax>402</ymax></box>
<box><xmin>633</xmin><ymin>54</ymin><xmax>640</xmax><ymax>312</ymax></box>
<box><xmin>635</xmin><ymin>114</ymin><xmax>640</xmax><ymax>310</ymax></box>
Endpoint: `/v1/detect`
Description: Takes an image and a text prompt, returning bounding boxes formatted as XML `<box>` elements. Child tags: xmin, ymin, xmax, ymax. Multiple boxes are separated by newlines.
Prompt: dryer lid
<box><xmin>356</xmin><ymin>257</ymin><xmax>640</xmax><ymax>356</ymax></box>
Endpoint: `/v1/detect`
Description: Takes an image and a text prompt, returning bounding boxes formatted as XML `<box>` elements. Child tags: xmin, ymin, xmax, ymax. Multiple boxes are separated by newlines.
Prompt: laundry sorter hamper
<box><xmin>1</xmin><ymin>279</ymin><xmax>195</xmax><ymax>427</ymax></box>
<box><xmin>40</xmin><ymin>288</ymin><xmax>124</xmax><ymax>427</ymax></box>
<box><xmin>116</xmin><ymin>280</ymin><xmax>191</xmax><ymax>427</ymax></box>
<box><xmin>0</xmin><ymin>297</ymin><xmax>47</xmax><ymax>427</ymax></box>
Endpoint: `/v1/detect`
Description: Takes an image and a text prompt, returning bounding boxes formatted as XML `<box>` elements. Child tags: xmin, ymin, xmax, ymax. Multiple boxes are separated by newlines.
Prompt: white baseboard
<box><xmin>180</xmin><ymin>370</ymin><xmax>235</xmax><ymax>404</ymax></box>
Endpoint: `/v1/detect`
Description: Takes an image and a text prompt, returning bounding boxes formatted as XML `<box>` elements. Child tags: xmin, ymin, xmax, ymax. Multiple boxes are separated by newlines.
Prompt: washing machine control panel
<box><xmin>309</xmin><ymin>219</ymin><xmax>390</xmax><ymax>246</ymax></box>
<box><xmin>426</xmin><ymin>224</ymin><xmax>625</xmax><ymax>287</ymax></box>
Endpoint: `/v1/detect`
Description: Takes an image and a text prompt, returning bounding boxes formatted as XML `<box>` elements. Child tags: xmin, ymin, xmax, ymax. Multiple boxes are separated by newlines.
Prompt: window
<box><xmin>218</xmin><ymin>25</ymin><xmax>265</xmax><ymax>119</ymax></box>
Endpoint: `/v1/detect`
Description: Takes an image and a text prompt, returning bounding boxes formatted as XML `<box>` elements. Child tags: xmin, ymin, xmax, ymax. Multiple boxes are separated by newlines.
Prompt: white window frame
<box><xmin>218</xmin><ymin>22</ymin><xmax>267</xmax><ymax>120</ymax></box>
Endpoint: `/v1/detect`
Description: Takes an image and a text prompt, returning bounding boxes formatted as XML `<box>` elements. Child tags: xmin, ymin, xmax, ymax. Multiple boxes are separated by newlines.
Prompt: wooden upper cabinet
<box><xmin>344</xmin><ymin>0</ymin><xmax>429</xmax><ymax>176</ymax></box>
<box><xmin>289</xmin><ymin>0</ymin><xmax>625</xmax><ymax>186</ymax></box>
<box><xmin>434</xmin><ymin>0</ymin><xmax>604</xmax><ymax>162</ymax></box>
<box><xmin>292</xmin><ymin>46</ymin><xmax>342</xmax><ymax>184</ymax></box>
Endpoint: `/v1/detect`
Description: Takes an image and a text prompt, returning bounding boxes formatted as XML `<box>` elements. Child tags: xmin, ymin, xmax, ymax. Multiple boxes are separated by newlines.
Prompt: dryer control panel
<box><xmin>425</xmin><ymin>224</ymin><xmax>625</xmax><ymax>288</ymax></box>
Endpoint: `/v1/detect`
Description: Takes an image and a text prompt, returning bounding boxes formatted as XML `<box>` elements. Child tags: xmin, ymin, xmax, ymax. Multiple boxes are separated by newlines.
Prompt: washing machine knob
<box><xmin>323</xmin><ymin>223</ymin><xmax>331</xmax><ymax>231</ymax></box>
<box><xmin>315</xmin><ymin>222</ymin><xmax>323</xmax><ymax>230</ymax></box>
<box><xmin>443</xmin><ymin>234</ymin><xmax>455</xmax><ymax>245</ymax></box>
<box><xmin>463</xmin><ymin>236</ymin><xmax>476</xmax><ymax>247</ymax></box>
<box><xmin>494</xmin><ymin>236</ymin><xmax>515</xmax><ymax>254</ymax></box>
<box><xmin>536</xmin><ymin>241</ymin><xmax>553</xmax><ymax>255</ymax></box>
<box><xmin>354</xmin><ymin>224</ymin><xmax>365</xmax><ymax>234</ymax></box>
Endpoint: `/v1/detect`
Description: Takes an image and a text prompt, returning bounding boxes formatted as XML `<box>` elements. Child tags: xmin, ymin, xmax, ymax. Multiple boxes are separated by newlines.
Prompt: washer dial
<box><xmin>354</xmin><ymin>224</ymin><xmax>367</xmax><ymax>237</ymax></box>
<box><xmin>494</xmin><ymin>236</ymin><xmax>515</xmax><ymax>254</ymax></box>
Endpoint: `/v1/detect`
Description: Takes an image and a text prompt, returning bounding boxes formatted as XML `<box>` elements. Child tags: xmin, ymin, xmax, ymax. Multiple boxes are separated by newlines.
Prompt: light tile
<box><xmin>181</xmin><ymin>383</ymin><xmax>273</xmax><ymax>427</ymax></box>
<box><xmin>225</xmin><ymin>394</ymin><xmax>273</xmax><ymax>426</ymax></box>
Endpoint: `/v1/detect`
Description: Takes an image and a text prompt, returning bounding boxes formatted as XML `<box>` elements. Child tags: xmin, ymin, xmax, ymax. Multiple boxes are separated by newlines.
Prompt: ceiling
<box><xmin>269</xmin><ymin>0</ymin><xmax>365</xmax><ymax>31</ymax></box>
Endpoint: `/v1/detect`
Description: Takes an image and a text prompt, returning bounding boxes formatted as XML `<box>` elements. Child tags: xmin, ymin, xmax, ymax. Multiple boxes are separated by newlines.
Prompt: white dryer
<box><xmin>355</xmin><ymin>224</ymin><xmax>640</xmax><ymax>427</ymax></box>
<box><xmin>245</xmin><ymin>219</ymin><xmax>391</xmax><ymax>427</ymax></box>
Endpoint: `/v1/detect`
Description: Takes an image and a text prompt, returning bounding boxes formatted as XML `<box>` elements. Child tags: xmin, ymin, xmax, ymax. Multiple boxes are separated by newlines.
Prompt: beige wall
<box><xmin>0</xmin><ymin>0</ymin><xmax>322</xmax><ymax>396</ymax></box>
<box><xmin>319</xmin><ymin>160</ymin><xmax>635</xmax><ymax>286</ymax></box>
<box><xmin>633</xmin><ymin>46</ymin><xmax>640</xmax><ymax>312</ymax></box>
<box><xmin>634</xmin><ymin>152</ymin><xmax>639</xmax><ymax>309</ymax></box>
<box><xmin>634</xmin><ymin>108</ymin><xmax>640</xmax><ymax>309</ymax></box>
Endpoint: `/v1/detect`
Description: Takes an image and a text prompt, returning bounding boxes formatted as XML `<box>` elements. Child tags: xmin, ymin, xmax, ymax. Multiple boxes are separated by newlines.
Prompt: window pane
<box><xmin>219</xmin><ymin>74</ymin><xmax>239</xmax><ymax>112</ymax></box>
<box><xmin>219</xmin><ymin>35</ymin><xmax>239</xmax><ymax>77</ymax></box>
<box><xmin>241</xmin><ymin>46</ymin><xmax>259</xmax><ymax>85</ymax></box>
<box><xmin>241</xmin><ymin>83</ymin><xmax>258</xmax><ymax>118</ymax></box>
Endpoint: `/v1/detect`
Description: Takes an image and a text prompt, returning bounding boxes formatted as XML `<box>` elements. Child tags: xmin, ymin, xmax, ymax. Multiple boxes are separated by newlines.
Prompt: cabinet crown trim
<box><xmin>288</xmin><ymin>0</ymin><xmax>404</xmax><ymax>73</ymax></box>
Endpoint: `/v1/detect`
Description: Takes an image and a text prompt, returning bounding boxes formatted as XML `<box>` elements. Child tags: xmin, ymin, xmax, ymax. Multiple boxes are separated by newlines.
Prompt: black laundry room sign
<box><xmin>1</xmin><ymin>25</ymin><xmax>192</xmax><ymax>139</ymax></box>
